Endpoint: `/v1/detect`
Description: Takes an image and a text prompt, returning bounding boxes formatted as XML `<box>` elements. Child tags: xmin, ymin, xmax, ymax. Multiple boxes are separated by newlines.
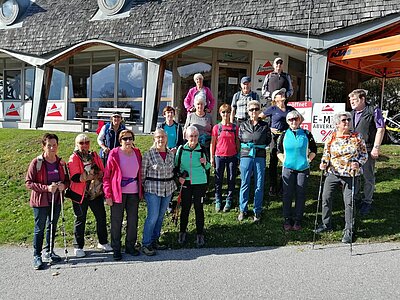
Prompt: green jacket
<box><xmin>175</xmin><ymin>143</ymin><xmax>210</xmax><ymax>185</ymax></box>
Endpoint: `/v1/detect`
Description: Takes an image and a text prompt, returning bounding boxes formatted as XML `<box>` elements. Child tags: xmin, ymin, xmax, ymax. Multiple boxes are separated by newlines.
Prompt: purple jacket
<box><xmin>184</xmin><ymin>86</ymin><xmax>215</xmax><ymax>112</ymax></box>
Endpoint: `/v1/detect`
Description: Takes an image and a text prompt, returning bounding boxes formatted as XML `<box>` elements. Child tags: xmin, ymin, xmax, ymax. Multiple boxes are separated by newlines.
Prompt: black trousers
<box><xmin>269</xmin><ymin>133</ymin><xmax>281</xmax><ymax>191</ymax></box>
<box><xmin>180</xmin><ymin>183</ymin><xmax>207</xmax><ymax>235</ymax></box>
<box><xmin>72</xmin><ymin>195</ymin><xmax>108</xmax><ymax>249</ymax></box>
<box><xmin>110</xmin><ymin>193</ymin><xmax>139</xmax><ymax>252</ymax></box>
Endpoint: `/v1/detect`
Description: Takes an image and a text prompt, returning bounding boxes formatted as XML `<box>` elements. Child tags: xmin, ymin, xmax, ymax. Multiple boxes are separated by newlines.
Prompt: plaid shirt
<box><xmin>141</xmin><ymin>148</ymin><xmax>177</xmax><ymax>197</ymax></box>
<box><xmin>231</xmin><ymin>91</ymin><xmax>259</xmax><ymax>120</ymax></box>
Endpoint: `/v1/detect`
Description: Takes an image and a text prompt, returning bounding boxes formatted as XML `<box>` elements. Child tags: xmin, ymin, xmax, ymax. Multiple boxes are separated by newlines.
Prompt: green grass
<box><xmin>0</xmin><ymin>128</ymin><xmax>399</xmax><ymax>249</ymax></box>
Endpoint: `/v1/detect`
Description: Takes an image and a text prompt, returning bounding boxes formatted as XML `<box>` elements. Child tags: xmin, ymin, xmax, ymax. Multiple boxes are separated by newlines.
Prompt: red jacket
<box><xmin>67</xmin><ymin>151</ymin><xmax>104</xmax><ymax>204</ymax></box>
<box><xmin>25</xmin><ymin>155</ymin><xmax>69</xmax><ymax>208</ymax></box>
<box><xmin>103</xmin><ymin>147</ymin><xmax>143</xmax><ymax>202</ymax></box>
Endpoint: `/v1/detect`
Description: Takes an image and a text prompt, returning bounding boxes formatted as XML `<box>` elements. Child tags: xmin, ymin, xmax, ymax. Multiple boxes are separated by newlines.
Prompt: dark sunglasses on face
<box><xmin>79</xmin><ymin>141</ymin><xmax>90</xmax><ymax>145</ymax></box>
<box><xmin>221</xmin><ymin>111</ymin><xmax>231</xmax><ymax>114</ymax></box>
<box><xmin>341</xmin><ymin>118</ymin><xmax>351</xmax><ymax>123</ymax></box>
<box><xmin>288</xmin><ymin>117</ymin><xmax>298</xmax><ymax>122</ymax></box>
<box><xmin>248</xmin><ymin>107</ymin><xmax>260</xmax><ymax>112</ymax></box>
<box><xmin>121</xmin><ymin>137</ymin><xmax>133</xmax><ymax>141</ymax></box>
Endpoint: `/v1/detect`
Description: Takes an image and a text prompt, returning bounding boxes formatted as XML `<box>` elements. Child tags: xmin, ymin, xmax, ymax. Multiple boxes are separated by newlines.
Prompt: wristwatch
<box><xmin>373</xmin><ymin>145</ymin><xmax>380</xmax><ymax>149</ymax></box>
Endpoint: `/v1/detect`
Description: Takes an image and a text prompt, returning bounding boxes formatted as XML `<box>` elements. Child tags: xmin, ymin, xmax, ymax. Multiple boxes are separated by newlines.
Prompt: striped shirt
<box><xmin>141</xmin><ymin>148</ymin><xmax>177</xmax><ymax>197</ymax></box>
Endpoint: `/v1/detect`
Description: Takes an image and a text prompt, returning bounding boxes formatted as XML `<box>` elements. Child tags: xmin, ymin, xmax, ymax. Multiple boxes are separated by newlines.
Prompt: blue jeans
<box><xmin>214</xmin><ymin>155</ymin><xmax>237</xmax><ymax>204</ymax></box>
<box><xmin>33</xmin><ymin>204</ymin><xmax>61</xmax><ymax>257</ymax></box>
<box><xmin>142</xmin><ymin>192</ymin><xmax>172</xmax><ymax>247</ymax></box>
<box><xmin>239</xmin><ymin>157</ymin><xmax>266</xmax><ymax>214</ymax></box>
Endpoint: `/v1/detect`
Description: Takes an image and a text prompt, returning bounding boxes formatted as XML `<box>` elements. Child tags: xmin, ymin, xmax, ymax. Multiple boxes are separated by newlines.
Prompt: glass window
<box><xmin>24</xmin><ymin>68</ymin><xmax>35</xmax><ymax>101</ymax></box>
<box><xmin>4</xmin><ymin>70</ymin><xmax>21</xmax><ymax>100</ymax></box>
<box><xmin>49</xmin><ymin>67</ymin><xmax>66</xmax><ymax>101</ymax></box>
<box><xmin>180</xmin><ymin>47</ymin><xmax>212</xmax><ymax>61</ymax></box>
<box><xmin>119</xmin><ymin>51</ymin><xmax>138</xmax><ymax>61</ymax></box>
<box><xmin>117</xmin><ymin>61</ymin><xmax>144</xmax><ymax>120</ymax></box>
<box><xmin>98</xmin><ymin>0</ymin><xmax>126</xmax><ymax>15</ymax></box>
<box><xmin>68</xmin><ymin>65</ymin><xmax>90</xmax><ymax>119</ymax></box>
<box><xmin>217</xmin><ymin>50</ymin><xmax>250</xmax><ymax>63</ymax></box>
<box><xmin>0</xmin><ymin>0</ymin><xmax>18</xmax><ymax>25</ymax></box>
<box><xmin>0</xmin><ymin>64</ymin><xmax>3</xmax><ymax>100</ymax></box>
<box><xmin>93</xmin><ymin>50</ymin><xmax>116</xmax><ymax>64</ymax></box>
<box><xmin>69</xmin><ymin>52</ymin><xmax>91</xmax><ymax>65</ymax></box>
<box><xmin>159</xmin><ymin>60</ymin><xmax>173</xmax><ymax>122</ymax></box>
<box><xmin>91</xmin><ymin>63</ymin><xmax>115</xmax><ymax>109</ymax></box>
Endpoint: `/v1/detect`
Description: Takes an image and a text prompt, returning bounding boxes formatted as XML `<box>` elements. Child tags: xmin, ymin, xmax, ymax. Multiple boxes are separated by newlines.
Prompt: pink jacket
<box><xmin>103</xmin><ymin>147</ymin><xmax>143</xmax><ymax>203</ymax></box>
<box><xmin>184</xmin><ymin>86</ymin><xmax>215</xmax><ymax>112</ymax></box>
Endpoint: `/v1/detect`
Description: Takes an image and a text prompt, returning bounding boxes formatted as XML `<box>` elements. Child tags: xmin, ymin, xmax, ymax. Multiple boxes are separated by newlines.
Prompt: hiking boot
<box><xmin>359</xmin><ymin>202</ymin><xmax>372</xmax><ymax>216</ymax></box>
<box><xmin>238</xmin><ymin>212</ymin><xmax>246</xmax><ymax>221</ymax></box>
<box><xmin>113</xmin><ymin>251</ymin><xmax>122</xmax><ymax>261</ymax></box>
<box><xmin>97</xmin><ymin>243</ymin><xmax>113</xmax><ymax>252</ymax></box>
<box><xmin>223</xmin><ymin>200</ymin><xmax>232</xmax><ymax>212</ymax></box>
<box><xmin>33</xmin><ymin>256</ymin><xmax>43</xmax><ymax>270</ymax></box>
<box><xmin>313</xmin><ymin>224</ymin><xmax>333</xmax><ymax>234</ymax></box>
<box><xmin>283</xmin><ymin>219</ymin><xmax>292</xmax><ymax>231</ymax></box>
<box><xmin>141</xmin><ymin>245</ymin><xmax>156</xmax><ymax>256</ymax></box>
<box><xmin>44</xmin><ymin>251</ymin><xmax>62</xmax><ymax>263</ymax></box>
<box><xmin>292</xmin><ymin>221</ymin><xmax>302</xmax><ymax>231</ymax></box>
<box><xmin>253</xmin><ymin>213</ymin><xmax>261</xmax><ymax>222</ymax></box>
<box><xmin>342</xmin><ymin>229</ymin><xmax>352</xmax><ymax>244</ymax></box>
<box><xmin>196</xmin><ymin>234</ymin><xmax>205</xmax><ymax>248</ymax></box>
<box><xmin>74</xmin><ymin>248</ymin><xmax>86</xmax><ymax>258</ymax></box>
<box><xmin>178</xmin><ymin>232</ymin><xmax>186</xmax><ymax>245</ymax></box>
<box><xmin>152</xmin><ymin>239</ymin><xmax>168</xmax><ymax>250</ymax></box>
<box><xmin>125</xmin><ymin>248</ymin><xmax>140</xmax><ymax>256</ymax></box>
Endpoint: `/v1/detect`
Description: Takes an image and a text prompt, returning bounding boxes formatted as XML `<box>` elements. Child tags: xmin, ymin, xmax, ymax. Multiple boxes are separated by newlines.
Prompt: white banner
<box><xmin>312</xmin><ymin>103</ymin><xmax>346</xmax><ymax>143</ymax></box>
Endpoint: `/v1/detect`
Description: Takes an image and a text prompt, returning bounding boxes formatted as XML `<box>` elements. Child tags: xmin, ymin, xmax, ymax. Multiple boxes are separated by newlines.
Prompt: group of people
<box><xmin>25</xmin><ymin>57</ymin><xmax>384</xmax><ymax>269</ymax></box>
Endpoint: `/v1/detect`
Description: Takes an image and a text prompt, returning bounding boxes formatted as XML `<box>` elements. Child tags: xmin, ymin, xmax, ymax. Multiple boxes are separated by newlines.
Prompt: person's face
<box><xmin>112</xmin><ymin>115</ymin><xmax>122</xmax><ymax>126</ymax></box>
<box><xmin>241</xmin><ymin>82</ymin><xmax>251</xmax><ymax>94</ymax></box>
<box><xmin>195</xmin><ymin>100</ymin><xmax>205</xmax><ymax>113</ymax></box>
<box><xmin>195</xmin><ymin>77</ymin><xmax>203</xmax><ymax>88</ymax></box>
<box><xmin>164</xmin><ymin>110</ymin><xmax>175</xmax><ymax>121</ymax></box>
<box><xmin>274</xmin><ymin>60</ymin><xmax>283</xmax><ymax>73</ymax></box>
<box><xmin>43</xmin><ymin>139</ymin><xmax>58</xmax><ymax>156</ymax></box>
<box><xmin>77</xmin><ymin>139</ymin><xmax>90</xmax><ymax>152</ymax></box>
<box><xmin>154</xmin><ymin>133</ymin><xmax>167</xmax><ymax>149</ymax></box>
<box><xmin>187</xmin><ymin>131</ymin><xmax>199</xmax><ymax>147</ymax></box>
<box><xmin>248</xmin><ymin>105</ymin><xmax>260</xmax><ymax>120</ymax></box>
<box><xmin>120</xmin><ymin>134</ymin><xmax>134</xmax><ymax>147</ymax></box>
<box><xmin>220</xmin><ymin>108</ymin><xmax>231</xmax><ymax>120</ymax></box>
<box><xmin>274</xmin><ymin>93</ymin><xmax>286</xmax><ymax>105</ymax></box>
<box><xmin>349</xmin><ymin>95</ymin><xmax>365</xmax><ymax>111</ymax></box>
<box><xmin>287</xmin><ymin>116</ymin><xmax>301</xmax><ymax>130</ymax></box>
<box><xmin>337</xmin><ymin>115</ymin><xmax>351</xmax><ymax>132</ymax></box>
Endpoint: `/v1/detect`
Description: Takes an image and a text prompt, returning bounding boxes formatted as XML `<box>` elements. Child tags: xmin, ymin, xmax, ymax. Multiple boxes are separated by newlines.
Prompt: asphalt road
<box><xmin>1</xmin><ymin>242</ymin><xmax>399</xmax><ymax>299</ymax></box>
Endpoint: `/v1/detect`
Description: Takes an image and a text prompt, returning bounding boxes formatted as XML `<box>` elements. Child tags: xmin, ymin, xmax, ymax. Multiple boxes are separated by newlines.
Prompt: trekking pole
<box><xmin>59</xmin><ymin>189</ymin><xmax>69</xmax><ymax>263</ymax></box>
<box><xmin>350</xmin><ymin>169</ymin><xmax>356</xmax><ymax>256</ymax></box>
<box><xmin>312</xmin><ymin>171</ymin><xmax>324</xmax><ymax>250</ymax></box>
<box><xmin>48</xmin><ymin>184</ymin><xmax>56</xmax><ymax>265</ymax></box>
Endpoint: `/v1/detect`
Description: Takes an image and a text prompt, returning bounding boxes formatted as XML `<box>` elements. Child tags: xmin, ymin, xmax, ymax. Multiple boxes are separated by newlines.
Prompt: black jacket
<box><xmin>239</xmin><ymin>120</ymin><xmax>271</xmax><ymax>158</ymax></box>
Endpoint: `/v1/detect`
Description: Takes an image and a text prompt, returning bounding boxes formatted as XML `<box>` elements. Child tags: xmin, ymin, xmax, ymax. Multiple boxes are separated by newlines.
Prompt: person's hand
<box><xmin>105</xmin><ymin>198</ymin><xmax>113</xmax><ymax>206</ymax></box>
<box><xmin>210</xmin><ymin>157</ymin><xmax>215</xmax><ymax>168</ymax></box>
<box><xmin>171</xmin><ymin>148</ymin><xmax>177</xmax><ymax>155</ymax></box>
<box><xmin>270</xmin><ymin>128</ymin><xmax>279</xmax><ymax>134</ymax></box>
<box><xmin>319</xmin><ymin>163</ymin><xmax>327</xmax><ymax>170</ymax></box>
<box><xmin>179</xmin><ymin>177</ymin><xmax>185</xmax><ymax>185</ymax></box>
<box><xmin>200</xmin><ymin>157</ymin><xmax>206</xmax><ymax>165</ymax></box>
<box><xmin>350</xmin><ymin>161</ymin><xmax>359</xmax><ymax>170</ymax></box>
<box><xmin>47</xmin><ymin>182</ymin><xmax>58</xmax><ymax>193</ymax></box>
<box><xmin>205</xmin><ymin>108</ymin><xmax>211</xmax><ymax>113</ymax></box>
<box><xmin>371</xmin><ymin>147</ymin><xmax>380</xmax><ymax>159</ymax></box>
<box><xmin>57</xmin><ymin>183</ymin><xmax>66</xmax><ymax>191</ymax></box>
<box><xmin>103</xmin><ymin>147</ymin><xmax>110</xmax><ymax>155</ymax></box>
<box><xmin>189</xmin><ymin>107</ymin><xmax>196</xmax><ymax>113</ymax></box>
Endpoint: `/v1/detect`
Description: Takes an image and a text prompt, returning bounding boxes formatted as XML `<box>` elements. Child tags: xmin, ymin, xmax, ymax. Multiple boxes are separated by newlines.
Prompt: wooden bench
<box><xmin>75</xmin><ymin>107</ymin><xmax>141</xmax><ymax>132</ymax></box>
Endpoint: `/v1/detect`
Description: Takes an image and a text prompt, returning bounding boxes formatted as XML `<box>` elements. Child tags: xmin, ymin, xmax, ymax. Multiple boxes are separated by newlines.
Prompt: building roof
<box><xmin>1</xmin><ymin>0</ymin><xmax>399</xmax><ymax>56</ymax></box>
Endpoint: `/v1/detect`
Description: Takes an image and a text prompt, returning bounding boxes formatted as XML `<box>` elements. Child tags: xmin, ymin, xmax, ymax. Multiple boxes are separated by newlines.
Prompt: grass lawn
<box><xmin>0</xmin><ymin>128</ymin><xmax>399</xmax><ymax>249</ymax></box>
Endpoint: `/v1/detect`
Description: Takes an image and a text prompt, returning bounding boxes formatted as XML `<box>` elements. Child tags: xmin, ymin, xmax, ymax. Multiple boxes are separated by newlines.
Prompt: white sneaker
<box><xmin>74</xmin><ymin>248</ymin><xmax>86</xmax><ymax>258</ymax></box>
<box><xmin>97</xmin><ymin>243</ymin><xmax>113</xmax><ymax>252</ymax></box>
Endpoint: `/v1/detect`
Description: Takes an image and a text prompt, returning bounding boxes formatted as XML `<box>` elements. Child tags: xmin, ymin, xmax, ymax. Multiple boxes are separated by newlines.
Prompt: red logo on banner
<box><xmin>256</xmin><ymin>60</ymin><xmax>274</xmax><ymax>76</ymax></box>
<box><xmin>47</xmin><ymin>104</ymin><xmax>62</xmax><ymax>117</ymax></box>
<box><xmin>321</xmin><ymin>105</ymin><xmax>335</xmax><ymax>112</ymax></box>
<box><xmin>5</xmin><ymin>103</ymin><xmax>20</xmax><ymax>116</ymax></box>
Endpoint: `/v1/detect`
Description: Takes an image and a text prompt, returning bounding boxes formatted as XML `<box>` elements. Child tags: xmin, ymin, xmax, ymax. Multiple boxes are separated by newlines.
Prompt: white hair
<box><xmin>185</xmin><ymin>125</ymin><xmax>199</xmax><ymax>139</ymax></box>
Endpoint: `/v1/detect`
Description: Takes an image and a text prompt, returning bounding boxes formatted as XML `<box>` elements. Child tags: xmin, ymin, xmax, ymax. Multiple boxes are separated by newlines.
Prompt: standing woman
<box><xmin>315</xmin><ymin>112</ymin><xmax>368</xmax><ymax>243</ymax></box>
<box><xmin>26</xmin><ymin>133</ymin><xmax>69</xmax><ymax>270</ymax></box>
<box><xmin>175</xmin><ymin>125</ymin><xmax>211</xmax><ymax>247</ymax></box>
<box><xmin>103</xmin><ymin>130</ymin><xmax>142</xmax><ymax>261</ymax></box>
<box><xmin>67</xmin><ymin>134</ymin><xmax>112</xmax><ymax>258</ymax></box>
<box><xmin>141</xmin><ymin>128</ymin><xmax>177</xmax><ymax>256</ymax></box>
<box><xmin>184</xmin><ymin>73</ymin><xmax>215</xmax><ymax>113</ymax></box>
<box><xmin>277</xmin><ymin>111</ymin><xmax>317</xmax><ymax>231</ymax></box>
<box><xmin>97</xmin><ymin>111</ymin><xmax>126</xmax><ymax>165</ymax></box>
<box><xmin>259</xmin><ymin>88</ymin><xmax>295</xmax><ymax>196</ymax></box>
<box><xmin>210</xmin><ymin>104</ymin><xmax>239</xmax><ymax>212</ymax></box>
<box><xmin>238</xmin><ymin>101</ymin><xmax>271</xmax><ymax>222</ymax></box>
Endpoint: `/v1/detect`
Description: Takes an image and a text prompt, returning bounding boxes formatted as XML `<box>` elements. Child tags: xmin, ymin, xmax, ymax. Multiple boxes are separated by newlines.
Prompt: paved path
<box><xmin>1</xmin><ymin>242</ymin><xmax>400</xmax><ymax>299</ymax></box>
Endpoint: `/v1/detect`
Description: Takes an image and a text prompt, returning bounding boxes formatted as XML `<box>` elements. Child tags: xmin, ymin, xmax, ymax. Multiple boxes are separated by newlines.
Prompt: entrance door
<box><xmin>217</xmin><ymin>63</ymin><xmax>250</xmax><ymax>119</ymax></box>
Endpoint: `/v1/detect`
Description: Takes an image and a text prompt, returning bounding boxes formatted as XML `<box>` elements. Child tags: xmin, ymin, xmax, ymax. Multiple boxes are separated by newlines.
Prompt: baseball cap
<box><xmin>111</xmin><ymin>111</ymin><xmax>122</xmax><ymax>117</ymax></box>
<box><xmin>241</xmin><ymin>76</ymin><xmax>251</xmax><ymax>84</ymax></box>
<box><xmin>274</xmin><ymin>57</ymin><xmax>283</xmax><ymax>65</ymax></box>
<box><xmin>271</xmin><ymin>88</ymin><xmax>286</xmax><ymax>100</ymax></box>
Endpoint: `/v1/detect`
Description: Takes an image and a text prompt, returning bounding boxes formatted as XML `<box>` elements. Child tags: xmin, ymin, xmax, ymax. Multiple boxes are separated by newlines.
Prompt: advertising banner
<box><xmin>312</xmin><ymin>103</ymin><xmax>346</xmax><ymax>143</ymax></box>
<box><xmin>288</xmin><ymin>101</ymin><xmax>313</xmax><ymax>131</ymax></box>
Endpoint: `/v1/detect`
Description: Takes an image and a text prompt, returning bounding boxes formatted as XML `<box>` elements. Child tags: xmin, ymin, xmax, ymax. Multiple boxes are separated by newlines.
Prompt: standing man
<box><xmin>231</xmin><ymin>76</ymin><xmax>260</xmax><ymax>124</ymax></box>
<box><xmin>349</xmin><ymin>89</ymin><xmax>385</xmax><ymax>215</ymax></box>
<box><xmin>262</xmin><ymin>57</ymin><xmax>293</xmax><ymax>100</ymax></box>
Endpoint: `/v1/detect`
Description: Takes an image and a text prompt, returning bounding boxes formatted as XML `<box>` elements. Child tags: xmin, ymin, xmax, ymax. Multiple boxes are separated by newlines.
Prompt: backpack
<box><xmin>217</xmin><ymin>123</ymin><xmax>237</xmax><ymax>136</ymax></box>
<box><xmin>175</xmin><ymin>144</ymin><xmax>207</xmax><ymax>174</ymax></box>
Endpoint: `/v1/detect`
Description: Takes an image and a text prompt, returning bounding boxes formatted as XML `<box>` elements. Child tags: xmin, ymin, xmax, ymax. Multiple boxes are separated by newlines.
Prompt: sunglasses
<box><xmin>79</xmin><ymin>141</ymin><xmax>90</xmax><ymax>145</ymax></box>
<box><xmin>221</xmin><ymin>111</ymin><xmax>231</xmax><ymax>114</ymax></box>
<box><xmin>288</xmin><ymin>117</ymin><xmax>299</xmax><ymax>122</ymax></box>
<box><xmin>121</xmin><ymin>137</ymin><xmax>133</xmax><ymax>141</ymax></box>
<box><xmin>340</xmin><ymin>118</ymin><xmax>351</xmax><ymax>123</ymax></box>
<box><xmin>248</xmin><ymin>108</ymin><xmax>260</xmax><ymax>112</ymax></box>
